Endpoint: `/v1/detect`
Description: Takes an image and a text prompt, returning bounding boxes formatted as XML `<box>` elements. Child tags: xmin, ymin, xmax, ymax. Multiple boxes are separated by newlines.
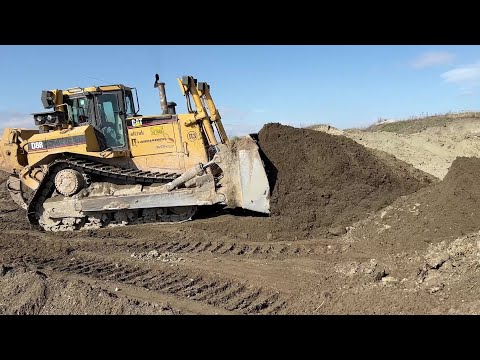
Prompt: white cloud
<box><xmin>410</xmin><ymin>51</ymin><xmax>456</xmax><ymax>69</ymax></box>
<box><xmin>441</xmin><ymin>63</ymin><xmax>480</xmax><ymax>86</ymax></box>
<box><xmin>0</xmin><ymin>111</ymin><xmax>32</xmax><ymax>133</ymax></box>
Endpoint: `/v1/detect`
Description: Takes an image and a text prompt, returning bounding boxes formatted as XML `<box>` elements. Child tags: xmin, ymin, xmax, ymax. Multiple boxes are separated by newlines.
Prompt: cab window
<box><xmin>96</xmin><ymin>93</ymin><xmax>126</xmax><ymax>148</ymax></box>
<box><xmin>67</xmin><ymin>97</ymin><xmax>89</xmax><ymax>125</ymax></box>
<box><xmin>124</xmin><ymin>91</ymin><xmax>136</xmax><ymax>117</ymax></box>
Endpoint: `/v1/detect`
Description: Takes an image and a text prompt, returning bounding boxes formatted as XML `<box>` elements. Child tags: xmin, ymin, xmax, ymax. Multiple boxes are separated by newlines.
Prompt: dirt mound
<box><xmin>352</xmin><ymin>157</ymin><xmax>480</xmax><ymax>254</ymax></box>
<box><xmin>307</xmin><ymin>124</ymin><xmax>344</xmax><ymax>136</ymax></box>
<box><xmin>363</xmin><ymin>112</ymin><xmax>480</xmax><ymax>134</ymax></box>
<box><xmin>344</xmin><ymin>117</ymin><xmax>480</xmax><ymax>180</ymax></box>
<box><xmin>256</xmin><ymin>123</ymin><xmax>434</xmax><ymax>238</ymax></box>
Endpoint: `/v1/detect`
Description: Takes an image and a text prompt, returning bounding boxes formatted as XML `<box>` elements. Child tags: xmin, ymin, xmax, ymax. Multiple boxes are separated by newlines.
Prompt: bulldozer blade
<box><xmin>237</xmin><ymin>148</ymin><xmax>270</xmax><ymax>213</ymax></box>
<box><xmin>217</xmin><ymin>135</ymin><xmax>270</xmax><ymax>214</ymax></box>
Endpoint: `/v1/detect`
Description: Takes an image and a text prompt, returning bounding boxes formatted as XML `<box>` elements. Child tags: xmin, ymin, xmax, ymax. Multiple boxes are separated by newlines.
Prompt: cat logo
<box><xmin>131</xmin><ymin>118</ymin><xmax>143</xmax><ymax>127</ymax></box>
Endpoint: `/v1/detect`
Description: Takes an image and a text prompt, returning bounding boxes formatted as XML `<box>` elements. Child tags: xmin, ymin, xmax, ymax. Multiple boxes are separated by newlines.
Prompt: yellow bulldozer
<box><xmin>0</xmin><ymin>74</ymin><xmax>270</xmax><ymax>231</ymax></box>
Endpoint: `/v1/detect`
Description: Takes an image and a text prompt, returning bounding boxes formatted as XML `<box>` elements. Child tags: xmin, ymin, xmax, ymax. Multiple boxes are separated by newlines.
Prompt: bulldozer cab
<box><xmin>64</xmin><ymin>87</ymin><xmax>135</xmax><ymax>151</ymax></box>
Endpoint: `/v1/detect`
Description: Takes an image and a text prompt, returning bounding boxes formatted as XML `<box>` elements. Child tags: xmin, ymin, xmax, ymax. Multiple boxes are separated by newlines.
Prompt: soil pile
<box><xmin>353</xmin><ymin>157</ymin><xmax>480</xmax><ymax>253</ymax></box>
<box><xmin>257</xmin><ymin>123</ymin><xmax>434</xmax><ymax>237</ymax></box>
<box><xmin>344</xmin><ymin>126</ymin><xmax>480</xmax><ymax>180</ymax></box>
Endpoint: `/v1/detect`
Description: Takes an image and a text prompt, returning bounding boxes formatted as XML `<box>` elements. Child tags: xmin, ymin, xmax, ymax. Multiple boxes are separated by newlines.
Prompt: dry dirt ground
<box><xmin>3</xmin><ymin>114</ymin><xmax>480</xmax><ymax>315</ymax></box>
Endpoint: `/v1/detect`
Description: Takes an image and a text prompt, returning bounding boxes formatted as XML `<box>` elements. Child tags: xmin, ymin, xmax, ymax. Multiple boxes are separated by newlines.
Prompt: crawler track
<box><xmin>24</xmin><ymin>157</ymin><xmax>196</xmax><ymax>232</ymax></box>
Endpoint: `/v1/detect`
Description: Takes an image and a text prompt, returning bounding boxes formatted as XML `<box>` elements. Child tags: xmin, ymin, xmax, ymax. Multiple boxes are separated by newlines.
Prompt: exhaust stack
<box><xmin>154</xmin><ymin>73</ymin><xmax>169</xmax><ymax>115</ymax></box>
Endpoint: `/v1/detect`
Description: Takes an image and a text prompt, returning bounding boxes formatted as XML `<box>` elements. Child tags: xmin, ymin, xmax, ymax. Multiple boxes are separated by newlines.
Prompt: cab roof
<box><xmin>61</xmin><ymin>84</ymin><xmax>132</xmax><ymax>96</ymax></box>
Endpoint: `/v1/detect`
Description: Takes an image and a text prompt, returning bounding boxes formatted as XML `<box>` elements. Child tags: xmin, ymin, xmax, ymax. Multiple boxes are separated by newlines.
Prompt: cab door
<box><xmin>94</xmin><ymin>91</ymin><xmax>128</xmax><ymax>150</ymax></box>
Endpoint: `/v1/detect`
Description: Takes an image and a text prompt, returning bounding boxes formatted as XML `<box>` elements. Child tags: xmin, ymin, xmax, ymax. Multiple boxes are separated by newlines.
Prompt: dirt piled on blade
<box><xmin>352</xmin><ymin>157</ymin><xmax>480</xmax><ymax>254</ymax></box>
<box><xmin>256</xmin><ymin>123</ymin><xmax>434</xmax><ymax>238</ymax></box>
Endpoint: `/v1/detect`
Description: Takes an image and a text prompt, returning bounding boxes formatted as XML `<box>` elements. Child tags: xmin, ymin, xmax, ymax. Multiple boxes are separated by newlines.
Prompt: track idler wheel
<box><xmin>54</xmin><ymin>169</ymin><xmax>85</xmax><ymax>196</ymax></box>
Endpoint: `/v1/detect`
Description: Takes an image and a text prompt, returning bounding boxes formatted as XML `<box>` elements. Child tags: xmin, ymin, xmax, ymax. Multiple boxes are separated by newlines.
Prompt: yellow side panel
<box><xmin>178</xmin><ymin>114</ymin><xmax>209</xmax><ymax>169</ymax></box>
<box><xmin>27</xmin><ymin>125</ymin><xmax>100</xmax><ymax>165</ymax></box>
<box><xmin>128</xmin><ymin>121</ymin><xmax>179</xmax><ymax>156</ymax></box>
<box><xmin>131</xmin><ymin>153</ymin><xmax>185</xmax><ymax>173</ymax></box>
<box><xmin>126</xmin><ymin>114</ymin><xmax>210</xmax><ymax>173</ymax></box>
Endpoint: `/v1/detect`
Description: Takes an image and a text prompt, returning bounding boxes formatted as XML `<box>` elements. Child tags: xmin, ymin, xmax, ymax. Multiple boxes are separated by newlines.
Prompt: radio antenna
<box><xmin>85</xmin><ymin>75</ymin><xmax>114</xmax><ymax>84</ymax></box>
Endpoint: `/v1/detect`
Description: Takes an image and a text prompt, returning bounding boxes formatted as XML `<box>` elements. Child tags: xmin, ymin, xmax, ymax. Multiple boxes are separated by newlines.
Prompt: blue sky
<box><xmin>1</xmin><ymin>45</ymin><xmax>480</xmax><ymax>135</ymax></box>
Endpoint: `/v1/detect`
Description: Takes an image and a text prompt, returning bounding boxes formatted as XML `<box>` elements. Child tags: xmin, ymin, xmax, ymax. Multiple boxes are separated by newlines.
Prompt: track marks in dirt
<box><xmin>1</xmin><ymin>229</ymin><xmax>348</xmax><ymax>260</ymax></box>
<box><xmin>21</xmin><ymin>254</ymin><xmax>287</xmax><ymax>315</ymax></box>
<box><xmin>99</xmin><ymin>238</ymin><xmax>347</xmax><ymax>259</ymax></box>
